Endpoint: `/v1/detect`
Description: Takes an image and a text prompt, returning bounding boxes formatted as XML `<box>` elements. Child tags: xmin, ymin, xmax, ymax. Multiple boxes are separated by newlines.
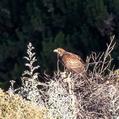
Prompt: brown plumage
<box><xmin>53</xmin><ymin>48</ymin><xmax>85</xmax><ymax>74</ymax></box>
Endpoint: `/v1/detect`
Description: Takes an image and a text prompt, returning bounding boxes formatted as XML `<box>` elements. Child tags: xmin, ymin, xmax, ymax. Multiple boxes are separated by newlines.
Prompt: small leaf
<box><xmin>34</xmin><ymin>65</ymin><xmax>40</xmax><ymax>70</ymax></box>
<box><xmin>24</xmin><ymin>56</ymin><xmax>30</xmax><ymax>61</ymax></box>
<box><xmin>25</xmin><ymin>63</ymin><xmax>31</xmax><ymax>67</ymax></box>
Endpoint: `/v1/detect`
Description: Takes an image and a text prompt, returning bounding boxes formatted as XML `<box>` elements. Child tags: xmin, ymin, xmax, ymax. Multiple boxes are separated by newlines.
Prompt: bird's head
<box><xmin>53</xmin><ymin>48</ymin><xmax>66</xmax><ymax>57</ymax></box>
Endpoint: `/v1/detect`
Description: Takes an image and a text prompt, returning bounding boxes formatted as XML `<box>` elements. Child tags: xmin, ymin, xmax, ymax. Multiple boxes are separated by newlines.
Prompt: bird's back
<box><xmin>61</xmin><ymin>52</ymin><xmax>85</xmax><ymax>74</ymax></box>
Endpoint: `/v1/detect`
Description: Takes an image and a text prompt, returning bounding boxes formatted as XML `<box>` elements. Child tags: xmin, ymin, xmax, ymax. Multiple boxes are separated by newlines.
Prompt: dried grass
<box><xmin>0</xmin><ymin>89</ymin><xmax>45</xmax><ymax>119</ymax></box>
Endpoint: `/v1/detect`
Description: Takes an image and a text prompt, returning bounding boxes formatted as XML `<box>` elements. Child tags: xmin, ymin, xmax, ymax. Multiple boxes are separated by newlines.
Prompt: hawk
<box><xmin>53</xmin><ymin>48</ymin><xmax>85</xmax><ymax>74</ymax></box>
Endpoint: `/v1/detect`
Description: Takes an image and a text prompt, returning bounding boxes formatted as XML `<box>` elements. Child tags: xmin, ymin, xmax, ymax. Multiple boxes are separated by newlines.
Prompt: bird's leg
<box><xmin>57</xmin><ymin>54</ymin><xmax>60</xmax><ymax>76</ymax></box>
<box><xmin>63</xmin><ymin>65</ymin><xmax>67</xmax><ymax>72</ymax></box>
<box><xmin>63</xmin><ymin>66</ymin><xmax>71</xmax><ymax>76</ymax></box>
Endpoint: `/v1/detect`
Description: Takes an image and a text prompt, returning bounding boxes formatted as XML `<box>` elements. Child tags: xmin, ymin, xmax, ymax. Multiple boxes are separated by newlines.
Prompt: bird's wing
<box><xmin>62</xmin><ymin>52</ymin><xmax>85</xmax><ymax>69</ymax></box>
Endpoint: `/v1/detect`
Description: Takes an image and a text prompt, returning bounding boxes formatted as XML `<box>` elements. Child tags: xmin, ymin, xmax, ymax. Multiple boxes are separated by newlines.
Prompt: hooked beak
<box><xmin>53</xmin><ymin>49</ymin><xmax>58</xmax><ymax>53</ymax></box>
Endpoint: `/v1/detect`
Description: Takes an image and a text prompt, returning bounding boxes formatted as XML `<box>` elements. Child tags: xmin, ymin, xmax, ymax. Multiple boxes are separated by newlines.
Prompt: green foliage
<box><xmin>85</xmin><ymin>0</ymin><xmax>108</xmax><ymax>25</ymax></box>
<box><xmin>0</xmin><ymin>0</ymin><xmax>119</xmax><ymax>88</ymax></box>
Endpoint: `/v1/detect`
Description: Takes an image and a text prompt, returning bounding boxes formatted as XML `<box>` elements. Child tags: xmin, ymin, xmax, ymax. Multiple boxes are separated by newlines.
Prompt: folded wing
<box><xmin>61</xmin><ymin>52</ymin><xmax>85</xmax><ymax>74</ymax></box>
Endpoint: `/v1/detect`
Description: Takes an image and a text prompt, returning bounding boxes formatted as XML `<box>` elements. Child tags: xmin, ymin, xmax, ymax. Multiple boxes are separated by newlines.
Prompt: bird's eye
<box><xmin>59</xmin><ymin>51</ymin><xmax>61</xmax><ymax>54</ymax></box>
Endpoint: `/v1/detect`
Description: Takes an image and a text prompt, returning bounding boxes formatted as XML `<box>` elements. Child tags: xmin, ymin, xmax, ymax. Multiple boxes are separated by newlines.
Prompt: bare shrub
<box><xmin>14</xmin><ymin>42</ymin><xmax>78</xmax><ymax>119</ymax></box>
<box><xmin>45</xmin><ymin>72</ymin><xmax>78</xmax><ymax>119</ymax></box>
<box><xmin>7</xmin><ymin>36</ymin><xmax>119</xmax><ymax>119</ymax></box>
<box><xmin>73</xmin><ymin>35</ymin><xmax>119</xmax><ymax>119</ymax></box>
<box><xmin>86</xmin><ymin>35</ymin><xmax>115</xmax><ymax>78</ymax></box>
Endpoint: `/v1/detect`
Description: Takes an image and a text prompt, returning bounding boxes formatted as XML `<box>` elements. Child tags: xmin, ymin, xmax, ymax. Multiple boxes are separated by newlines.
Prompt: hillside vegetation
<box><xmin>0</xmin><ymin>37</ymin><xmax>119</xmax><ymax>119</ymax></box>
<box><xmin>1</xmin><ymin>0</ymin><xmax>119</xmax><ymax>83</ymax></box>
